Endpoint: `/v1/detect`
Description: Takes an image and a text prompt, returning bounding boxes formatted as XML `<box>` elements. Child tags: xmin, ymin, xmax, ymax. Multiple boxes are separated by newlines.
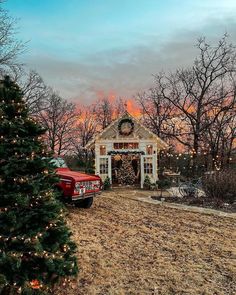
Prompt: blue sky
<box><xmin>4</xmin><ymin>0</ymin><xmax>236</xmax><ymax>103</ymax></box>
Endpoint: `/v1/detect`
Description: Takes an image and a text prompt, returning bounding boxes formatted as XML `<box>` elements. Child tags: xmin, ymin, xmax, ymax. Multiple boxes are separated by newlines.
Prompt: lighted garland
<box><xmin>108</xmin><ymin>150</ymin><xmax>145</xmax><ymax>155</ymax></box>
<box><xmin>118</xmin><ymin>118</ymin><xmax>134</xmax><ymax>136</ymax></box>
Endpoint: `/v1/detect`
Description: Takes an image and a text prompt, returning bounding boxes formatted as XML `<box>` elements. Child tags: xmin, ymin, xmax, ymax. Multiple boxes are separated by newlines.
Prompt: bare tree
<box><xmin>114</xmin><ymin>97</ymin><xmax>126</xmax><ymax>117</ymax></box>
<box><xmin>203</xmin><ymin>104</ymin><xmax>236</xmax><ymax>168</ymax></box>
<box><xmin>137</xmin><ymin>87</ymin><xmax>176</xmax><ymax>141</ymax></box>
<box><xmin>70</xmin><ymin>97</ymin><xmax>126</xmax><ymax>166</ymax></box>
<box><xmin>70</xmin><ymin>109</ymin><xmax>97</xmax><ymax>165</ymax></box>
<box><xmin>92</xmin><ymin>97</ymin><xmax>113</xmax><ymax>129</ymax></box>
<box><xmin>0</xmin><ymin>4</ymin><xmax>25</xmax><ymax>75</ymax></box>
<box><xmin>92</xmin><ymin>96</ymin><xmax>127</xmax><ymax>130</ymax></box>
<box><xmin>153</xmin><ymin>35</ymin><xmax>236</xmax><ymax>155</ymax></box>
<box><xmin>36</xmin><ymin>92</ymin><xmax>80</xmax><ymax>155</ymax></box>
<box><xmin>77</xmin><ymin>110</ymin><xmax>97</xmax><ymax>148</ymax></box>
<box><xmin>20</xmin><ymin>70</ymin><xmax>50</xmax><ymax>115</ymax></box>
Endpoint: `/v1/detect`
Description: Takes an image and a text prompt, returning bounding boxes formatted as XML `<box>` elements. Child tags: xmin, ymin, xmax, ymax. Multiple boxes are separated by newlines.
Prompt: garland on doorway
<box><xmin>108</xmin><ymin>151</ymin><xmax>145</xmax><ymax>155</ymax></box>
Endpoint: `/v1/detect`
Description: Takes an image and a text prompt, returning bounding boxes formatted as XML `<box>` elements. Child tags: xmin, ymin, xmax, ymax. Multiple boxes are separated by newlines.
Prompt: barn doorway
<box><xmin>111</xmin><ymin>154</ymin><xmax>141</xmax><ymax>186</ymax></box>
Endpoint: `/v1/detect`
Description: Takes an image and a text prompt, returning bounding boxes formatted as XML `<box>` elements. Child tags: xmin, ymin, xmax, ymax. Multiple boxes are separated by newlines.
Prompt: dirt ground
<box><xmin>58</xmin><ymin>189</ymin><xmax>236</xmax><ymax>295</ymax></box>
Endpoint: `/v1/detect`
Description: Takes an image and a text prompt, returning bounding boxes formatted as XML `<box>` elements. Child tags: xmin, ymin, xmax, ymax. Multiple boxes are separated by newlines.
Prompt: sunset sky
<box><xmin>4</xmin><ymin>0</ymin><xmax>236</xmax><ymax>105</ymax></box>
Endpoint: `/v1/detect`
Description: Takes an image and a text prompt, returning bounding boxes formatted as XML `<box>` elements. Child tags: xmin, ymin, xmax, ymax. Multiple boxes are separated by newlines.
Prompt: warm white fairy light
<box><xmin>0</xmin><ymin>221</ymin><xmax>59</xmax><ymax>242</ymax></box>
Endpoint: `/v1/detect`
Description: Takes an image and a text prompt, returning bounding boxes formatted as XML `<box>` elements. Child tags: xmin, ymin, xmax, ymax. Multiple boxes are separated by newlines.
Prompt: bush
<box><xmin>157</xmin><ymin>178</ymin><xmax>172</xmax><ymax>189</ymax></box>
<box><xmin>103</xmin><ymin>176</ymin><xmax>111</xmax><ymax>190</ymax></box>
<box><xmin>202</xmin><ymin>170</ymin><xmax>236</xmax><ymax>203</ymax></box>
<box><xmin>85</xmin><ymin>167</ymin><xmax>95</xmax><ymax>174</ymax></box>
<box><xmin>143</xmin><ymin>175</ymin><xmax>152</xmax><ymax>189</ymax></box>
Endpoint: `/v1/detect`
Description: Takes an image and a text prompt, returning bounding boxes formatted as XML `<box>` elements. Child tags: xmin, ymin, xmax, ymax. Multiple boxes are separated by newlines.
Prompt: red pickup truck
<box><xmin>51</xmin><ymin>157</ymin><xmax>102</xmax><ymax>208</ymax></box>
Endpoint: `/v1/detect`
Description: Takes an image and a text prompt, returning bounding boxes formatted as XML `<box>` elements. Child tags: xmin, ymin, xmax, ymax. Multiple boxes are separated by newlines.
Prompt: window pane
<box><xmin>113</xmin><ymin>142</ymin><xmax>139</xmax><ymax>149</ymax></box>
<box><xmin>100</xmin><ymin>158</ymin><xmax>108</xmax><ymax>174</ymax></box>
<box><xmin>144</xmin><ymin>157</ymin><xmax>153</xmax><ymax>174</ymax></box>
<box><xmin>146</xmin><ymin>145</ymin><xmax>153</xmax><ymax>155</ymax></box>
<box><xmin>100</xmin><ymin>145</ymin><xmax>106</xmax><ymax>155</ymax></box>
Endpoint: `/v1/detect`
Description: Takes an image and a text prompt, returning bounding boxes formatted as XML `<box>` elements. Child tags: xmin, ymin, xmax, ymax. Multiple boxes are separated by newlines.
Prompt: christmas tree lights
<box><xmin>117</xmin><ymin>155</ymin><xmax>136</xmax><ymax>185</ymax></box>
<box><xmin>0</xmin><ymin>77</ymin><xmax>78</xmax><ymax>294</ymax></box>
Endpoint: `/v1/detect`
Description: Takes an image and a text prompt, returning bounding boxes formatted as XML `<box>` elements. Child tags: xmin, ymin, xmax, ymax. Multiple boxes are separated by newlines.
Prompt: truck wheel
<box><xmin>75</xmin><ymin>197</ymin><xmax>93</xmax><ymax>208</ymax></box>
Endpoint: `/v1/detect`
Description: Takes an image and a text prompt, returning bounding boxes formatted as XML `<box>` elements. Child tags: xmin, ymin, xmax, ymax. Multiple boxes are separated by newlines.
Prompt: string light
<box><xmin>0</xmin><ymin>191</ymin><xmax>56</xmax><ymax>213</ymax></box>
<box><xmin>0</xmin><ymin>222</ymin><xmax>59</xmax><ymax>242</ymax></box>
<box><xmin>1</xmin><ymin>247</ymin><xmax>69</xmax><ymax>261</ymax></box>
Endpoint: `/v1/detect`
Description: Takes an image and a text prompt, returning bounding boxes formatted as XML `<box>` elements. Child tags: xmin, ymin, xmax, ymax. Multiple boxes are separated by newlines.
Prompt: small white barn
<box><xmin>85</xmin><ymin>111</ymin><xmax>168</xmax><ymax>188</ymax></box>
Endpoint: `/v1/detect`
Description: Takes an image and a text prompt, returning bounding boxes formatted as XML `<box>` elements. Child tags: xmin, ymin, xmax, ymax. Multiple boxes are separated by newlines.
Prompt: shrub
<box><xmin>85</xmin><ymin>167</ymin><xmax>95</xmax><ymax>174</ymax></box>
<box><xmin>157</xmin><ymin>178</ymin><xmax>172</xmax><ymax>189</ymax></box>
<box><xmin>202</xmin><ymin>170</ymin><xmax>236</xmax><ymax>203</ymax></box>
<box><xmin>143</xmin><ymin>175</ymin><xmax>152</xmax><ymax>189</ymax></box>
<box><xmin>103</xmin><ymin>176</ymin><xmax>111</xmax><ymax>190</ymax></box>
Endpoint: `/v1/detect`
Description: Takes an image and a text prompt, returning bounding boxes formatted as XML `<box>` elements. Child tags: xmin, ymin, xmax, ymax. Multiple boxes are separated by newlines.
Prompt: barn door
<box><xmin>98</xmin><ymin>156</ymin><xmax>112</xmax><ymax>183</ymax></box>
<box><xmin>141</xmin><ymin>155</ymin><xmax>154</xmax><ymax>188</ymax></box>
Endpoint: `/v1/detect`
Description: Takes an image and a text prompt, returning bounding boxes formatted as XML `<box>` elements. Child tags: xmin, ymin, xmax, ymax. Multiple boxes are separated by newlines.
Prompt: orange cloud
<box><xmin>94</xmin><ymin>90</ymin><xmax>141</xmax><ymax>117</ymax></box>
<box><xmin>95</xmin><ymin>90</ymin><xmax>116</xmax><ymax>103</ymax></box>
<box><xmin>126</xmin><ymin>99</ymin><xmax>141</xmax><ymax>117</ymax></box>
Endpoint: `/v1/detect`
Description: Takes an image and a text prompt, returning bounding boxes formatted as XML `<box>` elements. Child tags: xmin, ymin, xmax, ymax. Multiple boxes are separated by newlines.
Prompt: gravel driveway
<box><xmin>58</xmin><ymin>189</ymin><xmax>236</xmax><ymax>295</ymax></box>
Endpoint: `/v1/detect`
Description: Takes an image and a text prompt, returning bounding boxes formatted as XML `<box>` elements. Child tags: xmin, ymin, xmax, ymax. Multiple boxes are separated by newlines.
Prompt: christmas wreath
<box><xmin>118</xmin><ymin>118</ymin><xmax>134</xmax><ymax>136</ymax></box>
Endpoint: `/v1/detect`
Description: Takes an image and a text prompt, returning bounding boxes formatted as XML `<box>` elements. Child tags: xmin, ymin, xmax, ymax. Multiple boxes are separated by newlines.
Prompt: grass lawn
<box><xmin>57</xmin><ymin>190</ymin><xmax>236</xmax><ymax>295</ymax></box>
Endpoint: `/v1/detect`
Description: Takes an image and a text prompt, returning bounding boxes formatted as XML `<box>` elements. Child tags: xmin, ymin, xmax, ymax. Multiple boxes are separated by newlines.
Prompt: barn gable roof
<box><xmin>85</xmin><ymin>111</ymin><xmax>168</xmax><ymax>150</ymax></box>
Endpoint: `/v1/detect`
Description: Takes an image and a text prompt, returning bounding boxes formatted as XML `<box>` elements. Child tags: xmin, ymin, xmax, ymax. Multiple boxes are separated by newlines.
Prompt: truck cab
<box><xmin>52</xmin><ymin>157</ymin><xmax>102</xmax><ymax>208</ymax></box>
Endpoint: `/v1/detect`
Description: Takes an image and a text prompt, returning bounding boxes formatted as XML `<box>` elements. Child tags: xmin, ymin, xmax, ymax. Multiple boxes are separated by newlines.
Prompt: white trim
<box><xmin>87</xmin><ymin>111</ymin><xmax>166</xmax><ymax>188</ymax></box>
<box><xmin>141</xmin><ymin>155</ymin><xmax>157</xmax><ymax>188</ymax></box>
<box><xmin>140</xmin><ymin>155</ymin><xmax>144</xmax><ymax>188</ymax></box>
<box><xmin>85</xmin><ymin>111</ymin><xmax>168</xmax><ymax>150</ymax></box>
<box><xmin>97</xmin><ymin>155</ymin><xmax>112</xmax><ymax>183</ymax></box>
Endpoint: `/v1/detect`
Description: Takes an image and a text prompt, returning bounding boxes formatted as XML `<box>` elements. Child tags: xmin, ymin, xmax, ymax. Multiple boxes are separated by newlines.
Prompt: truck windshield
<box><xmin>50</xmin><ymin>158</ymin><xmax>68</xmax><ymax>168</ymax></box>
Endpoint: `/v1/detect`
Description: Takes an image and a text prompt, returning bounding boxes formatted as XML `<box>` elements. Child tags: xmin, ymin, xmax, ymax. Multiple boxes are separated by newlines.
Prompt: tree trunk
<box><xmin>192</xmin><ymin>134</ymin><xmax>199</xmax><ymax>176</ymax></box>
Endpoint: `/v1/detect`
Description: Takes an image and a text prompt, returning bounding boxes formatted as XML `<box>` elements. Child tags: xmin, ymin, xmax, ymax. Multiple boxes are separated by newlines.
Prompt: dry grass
<box><xmin>57</xmin><ymin>190</ymin><xmax>236</xmax><ymax>295</ymax></box>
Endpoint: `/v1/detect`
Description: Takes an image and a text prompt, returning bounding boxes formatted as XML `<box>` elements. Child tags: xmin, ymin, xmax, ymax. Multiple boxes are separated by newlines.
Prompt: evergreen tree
<box><xmin>117</xmin><ymin>155</ymin><xmax>136</xmax><ymax>185</ymax></box>
<box><xmin>0</xmin><ymin>77</ymin><xmax>78</xmax><ymax>294</ymax></box>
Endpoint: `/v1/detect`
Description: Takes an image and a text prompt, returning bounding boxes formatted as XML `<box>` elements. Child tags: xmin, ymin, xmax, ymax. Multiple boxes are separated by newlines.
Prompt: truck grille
<box><xmin>80</xmin><ymin>181</ymin><xmax>100</xmax><ymax>191</ymax></box>
<box><xmin>81</xmin><ymin>181</ymin><xmax>92</xmax><ymax>190</ymax></box>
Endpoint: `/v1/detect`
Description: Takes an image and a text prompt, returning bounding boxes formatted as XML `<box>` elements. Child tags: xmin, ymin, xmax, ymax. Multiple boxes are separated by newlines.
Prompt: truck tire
<box><xmin>75</xmin><ymin>197</ymin><xmax>93</xmax><ymax>208</ymax></box>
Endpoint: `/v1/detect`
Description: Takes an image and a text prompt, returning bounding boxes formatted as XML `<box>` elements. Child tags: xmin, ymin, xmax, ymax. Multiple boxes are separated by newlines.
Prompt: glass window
<box><xmin>113</xmin><ymin>142</ymin><xmax>139</xmax><ymax>149</ymax></box>
<box><xmin>100</xmin><ymin>158</ymin><xmax>108</xmax><ymax>174</ymax></box>
<box><xmin>146</xmin><ymin>145</ymin><xmax>153</xmax><ymax>155</ymax></box>
<box><xmin>144</xmin><ymin>157</ymin><xmax>153</xmax><ymax>174</ymax></box>
<box><xmin>100</xmin><ymin>145</ymin><xmax>106</xmax><ymax>155</ymax></box>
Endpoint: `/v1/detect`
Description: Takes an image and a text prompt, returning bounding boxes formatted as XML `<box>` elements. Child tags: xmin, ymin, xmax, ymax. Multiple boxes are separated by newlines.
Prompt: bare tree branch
<box><xmin>0</xmin><ymin>4</ymin><xmax>26</xmax><ymax>75</ymax></box>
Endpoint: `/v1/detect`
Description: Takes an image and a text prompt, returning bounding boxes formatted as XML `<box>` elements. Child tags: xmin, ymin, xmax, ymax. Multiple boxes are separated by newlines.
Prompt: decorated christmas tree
<box><xmin>0</xmin><ymin>77</ymin><xmax>78</xmax><ymax>294</ymax></box>
<box><xmin>117</xmin><ymin>155</ymin><xmax>136</xmax><ymax>185</ymax></box>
